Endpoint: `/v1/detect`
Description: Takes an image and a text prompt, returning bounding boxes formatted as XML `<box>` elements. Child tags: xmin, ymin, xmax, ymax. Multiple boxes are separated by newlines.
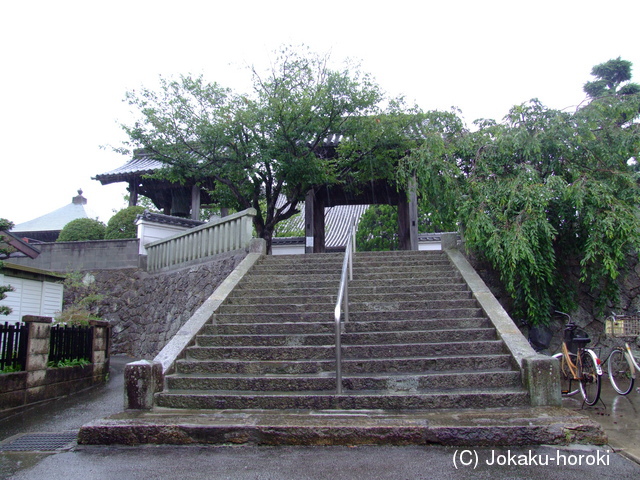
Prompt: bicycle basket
<box><xmin>606</xmin><ymin>315</ymin><xmax>640</xmax><ymax>338</ymax></box>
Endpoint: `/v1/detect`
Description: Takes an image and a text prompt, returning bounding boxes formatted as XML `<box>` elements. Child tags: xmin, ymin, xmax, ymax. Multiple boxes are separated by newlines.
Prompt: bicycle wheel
<box><xmin>552</xmin><ymin>352</ymin><xmax>579</xmax><ymax>396</ymax></box>
<box><xmin>608</xmin><ymin>348</ymin><xmax>634</xmax><ymax>395</ymax></box>
<box><xmin>579</xmin><ymin>350</ymin><xmax>601</xmax><ymax>406</ymax></box>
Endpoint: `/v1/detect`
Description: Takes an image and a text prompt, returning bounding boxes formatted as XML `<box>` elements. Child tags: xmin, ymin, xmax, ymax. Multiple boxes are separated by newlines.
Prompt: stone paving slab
<box><xmin>77</xmin><ymin>406</ymin><xmax>606</xmax><ymax>447</ymax></box>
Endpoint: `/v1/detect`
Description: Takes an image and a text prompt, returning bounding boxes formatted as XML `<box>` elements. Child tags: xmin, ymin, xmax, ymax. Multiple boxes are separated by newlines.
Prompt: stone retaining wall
<box><xmin>75</xmin><ymin>249</ymin><xmax>248</xmax><ymax>359</ymax></box>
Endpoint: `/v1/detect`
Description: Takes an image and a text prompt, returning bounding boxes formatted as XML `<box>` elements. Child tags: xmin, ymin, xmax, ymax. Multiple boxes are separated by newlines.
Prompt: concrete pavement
<box><xmin>560</xmin><ymin>378</ymin><xmax>640</xmax><ymax>464</ymax></box>
<box><xmin>1</xmin><ymin>355</ymin><xmax>640</xmax><ymax>479</ymax></box>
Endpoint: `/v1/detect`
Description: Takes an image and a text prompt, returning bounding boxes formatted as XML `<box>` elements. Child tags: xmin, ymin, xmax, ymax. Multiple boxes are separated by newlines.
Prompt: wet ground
<box><xmin>1</xmin><ymin>356</ymin><xmax>640</xmax><ymax>479</ymax></box>
<box><xmin>559</xmin><ymin>376</ymin><xmax>640</xmax><ymax>463</ymax></box>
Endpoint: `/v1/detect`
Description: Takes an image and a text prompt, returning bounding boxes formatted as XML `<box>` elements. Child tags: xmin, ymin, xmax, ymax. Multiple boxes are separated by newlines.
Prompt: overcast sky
<box><xmin>2</xmin><ymin>0</ymin><xmax>640</xmax><ymax>225</ymax></box>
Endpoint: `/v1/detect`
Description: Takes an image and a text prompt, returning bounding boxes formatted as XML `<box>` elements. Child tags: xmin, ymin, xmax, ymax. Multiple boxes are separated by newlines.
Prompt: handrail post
<box><xmin>335</xmin><ymin>319</ymin><xmax>343</xmax><ymax>394</ymax></box>
<box><xmin>334</xmin><ymin>216</ymin><xmax>356</xmax><ymax>395</ymax></box>
<box><xmin>344</xmin><ymin>281</ymin><xmax>349</xmax><ymax>327</ymax></box>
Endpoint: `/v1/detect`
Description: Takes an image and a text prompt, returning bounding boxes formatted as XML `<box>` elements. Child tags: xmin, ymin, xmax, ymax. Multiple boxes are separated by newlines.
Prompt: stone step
<box><xmin>196</xmin><ymin>328</ymin><xmax>497</xmax><ymax>347</ymax></box>
<box><xmin>165</xmin><ymin>370</ymin><xmax>522</xmax><ymax>392</ymax></box>
<box><xmin>355</xmin><ymin>251</ymin><xmax>448</xmax><ymax>258</ymax></box>
<box><xmin>351</xmin><ymin>270</ymin><xmax>462</xmax><ymax>281</ymax></box>
<box><xmin>250</xmin><ymin>261</ymin><xmax>453</xmax><ymax>275</ymax></box>
<box><xmin>153</xmin><ymin>249</ymin><xmax>529</xmax><ymax>417</ymax></box>
<box><xmin>78</xmin><ymin>406</ymin><xmax>607</xmax><ymax>447</ymax></box>
<box><xmin>221</xmin><ymin>288</ymin><xmax>472</xmax><ymax>307</ymax></box>
<box><xmin>175</xmin><ymin>353</ymin><xmax>517</xmax><ymax>375</ymax></box>
<box><xmin>212</xmin><ymin>307</ymin><xmax>485</xmax><ymax>324</ymax></box>
<box><xmin>154</xmin><ymin>388</ymin><xmax>530</xmax><ymax>410</ymax></box>
<box><xmin>201</xmin><ymin>317</ymin><xmax>493</xmax><ymax>336</ymax></box>
<box><xmin>236</xmin><ymin>271</ymin><xmax>462</xmax><ymax>288</ymax></box>
<box><xmin>216</xmin><ymin>298</ymin><xmax>480</xmax><ymax>315</ymax></box>
<box><xmin>185</xmin><ymin>340</ymin><xmax>507</xmax><ymax>361</ymax></box>
<box><xmin>258</xmin><ymin>253</ymin><xmax>343</xmax><ymax>262</ymax></box>
<box><xmin>233</xmin><ymin>280</ymin><xmax>468</xmax><ymax>296</ymax></box>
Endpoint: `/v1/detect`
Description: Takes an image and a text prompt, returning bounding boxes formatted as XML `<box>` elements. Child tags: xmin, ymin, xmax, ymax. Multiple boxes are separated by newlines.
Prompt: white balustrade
<box><xmin>145</xmin><ymin>208</ymin><xmax>256</xmax><ymax>272</ymax></box>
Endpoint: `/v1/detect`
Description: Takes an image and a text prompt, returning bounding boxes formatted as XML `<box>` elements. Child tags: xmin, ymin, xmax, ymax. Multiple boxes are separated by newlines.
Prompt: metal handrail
<box><xmin>334</xmin><ymin>217</ymin><xmax>356</xmax><ymax>394</ymax></box>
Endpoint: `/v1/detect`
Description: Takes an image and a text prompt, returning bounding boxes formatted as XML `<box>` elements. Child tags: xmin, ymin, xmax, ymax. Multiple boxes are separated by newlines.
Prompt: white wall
<box><xmin>0</xmin><ymin>274</ymin><xmax>63</xmax><ymax>323</ymax></box>
<box><xmin>272</xmin><ymin>244</ymin><xmax>305</xmax><ymax>255</ymax></box>
<box><xmin>136</xmin><ymin>219</ymin><xmax>192</xmax><ymax>255</ymax></box>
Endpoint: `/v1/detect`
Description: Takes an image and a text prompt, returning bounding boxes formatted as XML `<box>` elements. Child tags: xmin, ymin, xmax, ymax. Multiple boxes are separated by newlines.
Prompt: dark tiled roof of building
<box><xmin>94</xmin><ymin>154</ymin><xmax>162</xmax><ymax>184</ymax></box>
<box><xmin>136</xmin><ymin>211</ymin><xmax>206</xmax><ymax>228</ymax></box>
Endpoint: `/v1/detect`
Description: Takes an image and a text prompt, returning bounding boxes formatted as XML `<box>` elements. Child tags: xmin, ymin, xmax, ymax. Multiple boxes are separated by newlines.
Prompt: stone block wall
<box><xmin>74</xmin><ymin>249</ymin><xmax>248</xmax><ymax>359</ymax></box>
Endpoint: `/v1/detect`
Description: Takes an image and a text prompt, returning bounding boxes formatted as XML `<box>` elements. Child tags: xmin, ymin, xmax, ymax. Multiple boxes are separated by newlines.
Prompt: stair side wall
<box><xmin>124</xmin><ymin>239</ymin><xmax>266</xmax><ymax>409</ymax></box>
<box><xmin>443</xmin><ymin>240</ymin><xmax>561</xmax><ymax>407</ymax></box>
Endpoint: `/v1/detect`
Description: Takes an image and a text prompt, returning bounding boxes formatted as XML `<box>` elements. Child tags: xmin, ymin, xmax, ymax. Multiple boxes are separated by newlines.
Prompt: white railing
<box><xmin>145</xmin><ymin>208</ymin><xmax>256</xmax><ymax>272</ymax></box>
<box><xmin>334</xmin><ymin>217</ymin><xmax>356</xmax><ymax>394</ymax></box>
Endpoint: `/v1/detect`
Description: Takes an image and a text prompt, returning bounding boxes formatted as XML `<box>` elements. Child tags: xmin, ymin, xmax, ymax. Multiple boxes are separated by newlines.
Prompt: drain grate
<box><xmin>0</xmin><ymin>432</ymin><xmax>78</xmax><ymax>452</ymax></box>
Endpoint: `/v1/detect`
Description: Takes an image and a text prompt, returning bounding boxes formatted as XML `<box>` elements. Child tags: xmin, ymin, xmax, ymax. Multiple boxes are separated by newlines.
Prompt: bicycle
<box><xmin>605</xmin><ymin>313</ymin><xmax>640</xmax><ymax>395</ymax></box>
<box><xmin>551</xmin><ymin>311</ymin><xmax>603</xmax><ymax>406</ymax></box>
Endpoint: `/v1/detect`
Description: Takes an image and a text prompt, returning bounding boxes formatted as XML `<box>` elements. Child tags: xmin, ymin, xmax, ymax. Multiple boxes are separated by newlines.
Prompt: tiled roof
<box><xmin>93</xmin><ymin>154</ymin><xmax>163</xmax><ymax>184</ymax></box>
<box><xmin>136</xmin><ymin>211</ymin><xmax>206</xmax><ymax>228</ymax></box>
<box><xmin>275</xmin><ymin>202</ymin><xmax>369</xmax><ymax>249</ymax></box>
<box><xmin>12</xmin><ymin>192</ymin><xmax>99</xmax><ymax>233</ymax></box>
<box><xmin>94</xmin><ymin>137</ymin><xmax>346</xmax><ymax>185</ymax></box>
<box><xmin>13</xmin><ymin>204</ymin><xmax>99</xmax><ymax>232</ymax></box>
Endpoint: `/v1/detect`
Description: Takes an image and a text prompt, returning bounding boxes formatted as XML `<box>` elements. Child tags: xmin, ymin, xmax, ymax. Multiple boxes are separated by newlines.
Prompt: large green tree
<box><xmin>403</xmin><ymin>60</ymin><xmax>640</xmax><ymax>325</ymax></box>
<box><xmin>120</xmin><ymin>46</ymin><xmax>386</xmax><ymax>252</ymax></box>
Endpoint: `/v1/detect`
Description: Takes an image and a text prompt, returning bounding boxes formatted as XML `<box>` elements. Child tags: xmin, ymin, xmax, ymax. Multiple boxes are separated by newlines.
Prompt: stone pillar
<box><xmin>440</xmin><ymin>232</ymin><xmax>458</xmax><ymax>250</ymax></box>
<box><xmin>522</xmin><ymin>355</ymin><xmax>562</xmax><ymax>407</ymax></box>
<box><xmin>22</xmin><ymin>315</ymin><xmax>52</xmax><ymax>405</ymax></box>
<box><xmin>124</xmin><ymin>360</ymin><xmax>164</xmax><ymax>409</ymax></box>
<box><xmin>90</xmin><ymin>320</ymin><xmax>111</xmax><ymax>382</ymax></box>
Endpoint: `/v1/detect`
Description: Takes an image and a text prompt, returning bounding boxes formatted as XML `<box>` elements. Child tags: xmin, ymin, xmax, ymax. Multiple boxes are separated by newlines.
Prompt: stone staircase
<box><xmin>154</xmin><ymin>250</ymin><xmax>530</xmax><ymax>410</ymax></box>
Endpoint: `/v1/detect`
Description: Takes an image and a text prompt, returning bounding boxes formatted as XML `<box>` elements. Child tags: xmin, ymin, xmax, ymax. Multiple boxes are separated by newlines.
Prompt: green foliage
<box><xmin>0</xmin><ymin>218</ymin><xmax>16</xmax><ymax>316</ymax></box>
<box><xmin>119</xmin><ymin>45</ymin><xmax>390</xmax><ymax>252</ymax></box>
<box><xmin>57</xmin><ymin>271</ymin><xmax>104</xmax><ymax>326</ymax></box>
<box><xmin>356</xmin><ymin>205</ymin><xmax>399</xmax><ymax>251</ymax></box>
<box><xmin>0</xmin><ymin>364</ymin><xmax>22</xmax><ymax>374</ymax></box>
<box><xmin>459</xmin><ymin>93</ymin><xmax>640</xmax><ymax>324</ymax></box>
<box><xmin>54</xmin><ymin>305</ymin><xmax>100</xmax><ymax>326</ymax></box>
<box><xmin>47</xmin><ymin>358</ymin><xmax>90</xmax><ymax>369</ymax></box>
<box><xmin>0</xmin><ymin>284</ymin><xmax>14</xmax><ymax>316</ymax></box>
<box><xmin>394</xmin><ymin>59</ymin><xmax>640</xmax><ymax>325</ymax></box>
<box><xmin>583</xmin><ymin>57</ymin><xmax>640</xmax><ymax>98</ymax></box>
<box><xmin>57</xmin><ymin>218</ymin><xmax>106</xmax><ymax>242</ymax></box>
<box><xmin>105</xmin><ymin>206</ymin><xmax>145</xmax><ymax>239</ymax></box>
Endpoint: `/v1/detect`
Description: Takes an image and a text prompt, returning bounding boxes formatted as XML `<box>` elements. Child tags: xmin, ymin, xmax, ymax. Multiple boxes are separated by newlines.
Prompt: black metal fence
<box><xmin>49</xmin><ymin>324</ymin><xmax>93</xmax><ymax>364</ymax></box>
<box><xmin>0</xmin><ymin>322</ymin><xmax>29</xmax><ymax>371</ymax></box>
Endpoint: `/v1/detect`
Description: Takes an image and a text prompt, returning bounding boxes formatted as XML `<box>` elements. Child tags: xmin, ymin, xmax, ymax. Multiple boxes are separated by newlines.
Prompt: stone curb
<box><xmin>77</xmin><ymin>407</ymin><xmax>607</xmax><ymax>447</ymax></box>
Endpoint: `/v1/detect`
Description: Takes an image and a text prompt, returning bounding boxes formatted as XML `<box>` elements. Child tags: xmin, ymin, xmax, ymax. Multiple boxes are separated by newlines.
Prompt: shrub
<box><xmin>356</xmin><ymin>205</ymin><xmax>399</xmax><ymax>251</ymax></box>
<box><xmin>57</xmin><ymin>218</ymin><xmax>106</xmax><ymax>242</ymax></box>
<box><xmin>105</xmin><ymin>206</ymin><xmax>145</xmax><ymax>239</ymax></box>
<box><xmin>54</xmin><ymin>304</ymin><xmax>100</xmax><ymax>326</ymax></box>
